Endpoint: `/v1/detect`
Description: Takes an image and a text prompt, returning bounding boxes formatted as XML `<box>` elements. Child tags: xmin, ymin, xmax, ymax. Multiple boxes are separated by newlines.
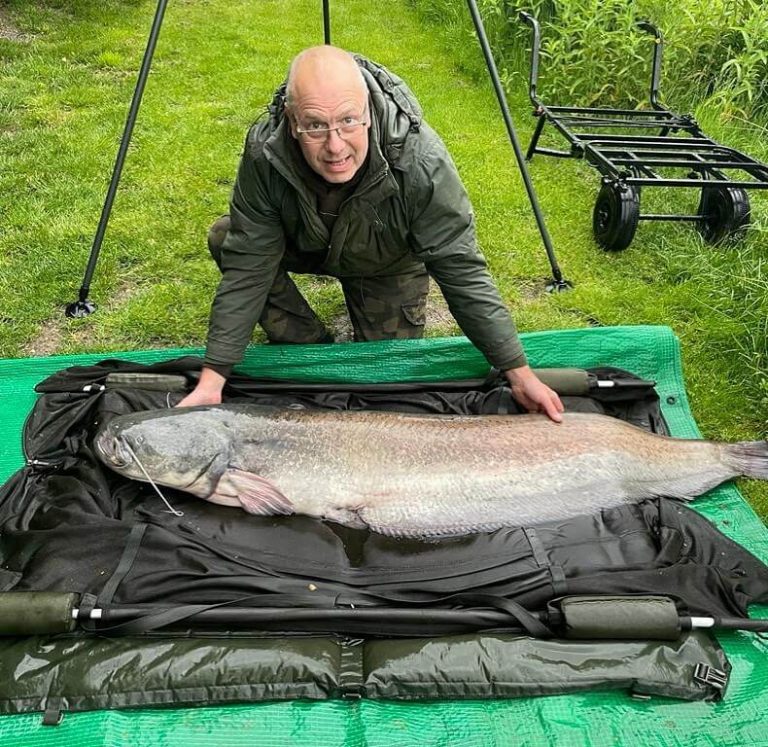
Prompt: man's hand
<box><xmin>176</xmin><ymin>368</ymin><xmax>226</xmax><ymax>408</ymax></box>
<box><xmin>504</xmin><ymin>365</ymin><xmax>564</xmax><ymax>423</ymax></box>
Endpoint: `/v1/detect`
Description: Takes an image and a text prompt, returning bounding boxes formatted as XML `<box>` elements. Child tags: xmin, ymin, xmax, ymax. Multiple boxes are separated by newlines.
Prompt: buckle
<box><xmin>693</xmin><ymin>663</ymin><xmax>728</xmax><ymax>690</ymax></box>
<box><xmin>340</xmin><ymin>684</ymin><xmax>365</xmax><ymax>700</ymax></box>
<box><xmin>41</xmin><ymin>699</ymin><xmax>64</xmax><ymax>726</ymax></box>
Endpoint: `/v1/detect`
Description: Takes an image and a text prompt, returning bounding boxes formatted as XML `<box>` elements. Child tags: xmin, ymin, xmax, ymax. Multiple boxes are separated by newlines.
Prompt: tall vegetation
<box><xmin>411</xmin><ymin>0</ymin><xmax>768</xmax><ymax>119</ymax></box>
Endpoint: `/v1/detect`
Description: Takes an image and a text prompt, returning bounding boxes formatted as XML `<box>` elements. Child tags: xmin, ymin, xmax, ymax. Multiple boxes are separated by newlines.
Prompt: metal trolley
<box><xmin>520</xmin><ymin>12</ymin><xmax>768</xmax><ymax>251</ymax></box>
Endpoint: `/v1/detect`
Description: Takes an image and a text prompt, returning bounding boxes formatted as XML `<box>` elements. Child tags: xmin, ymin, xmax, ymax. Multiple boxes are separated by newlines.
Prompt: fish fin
<box><xmin>373</xmin><ymin>523</ymin><xmax>508</xmax><ymax>540</ymax></box>
<box><xmin>321</xmin><ymin>506</ymin><xmax>368</xmax><ymax>531</ymax></box>
<box><xmin>357</xmin><ymin>504</ymin><xmax>506</xmax><ymax>539</ymax></box>
<box><xmin>212</xmin><ymin>468</ymin><xmax>293</xmax><ymax>516</ymax></box>
<box><xmin>723</xmin><ymin>441</ymin><xmax>768</xmax><ymax>479</ymax></box>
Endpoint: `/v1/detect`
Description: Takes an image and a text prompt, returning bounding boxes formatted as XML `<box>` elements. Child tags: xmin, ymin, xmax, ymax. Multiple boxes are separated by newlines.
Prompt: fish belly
<box><xmin>229</xmin><ymin>409</ymin><xmax>729</xmax><ymax>537</ymax></box>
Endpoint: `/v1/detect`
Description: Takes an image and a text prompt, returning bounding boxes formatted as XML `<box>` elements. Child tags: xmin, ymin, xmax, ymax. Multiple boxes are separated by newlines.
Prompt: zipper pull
<box><xmin>82</xmin><ymin>384</ymin><xmax>106</xmax><ymax>393</ymax></box>
<box><xmin>26</xmin><ymin>458</ymin><xmax>61</xmax><ymax>473</ymax></box>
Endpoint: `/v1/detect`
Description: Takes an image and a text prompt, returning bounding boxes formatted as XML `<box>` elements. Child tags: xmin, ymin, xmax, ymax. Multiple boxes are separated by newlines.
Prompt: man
<box><xmin>179</xmin><ymin>46</ymin><xmax>563</xmax><ymax>421</ymax></box>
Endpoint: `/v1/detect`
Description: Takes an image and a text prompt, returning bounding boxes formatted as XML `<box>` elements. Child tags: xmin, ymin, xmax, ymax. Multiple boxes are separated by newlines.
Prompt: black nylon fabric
<box><xmin>1</xmin><ymin>358</ymin><xmax>767</xmax><ymax>630</ymax></box>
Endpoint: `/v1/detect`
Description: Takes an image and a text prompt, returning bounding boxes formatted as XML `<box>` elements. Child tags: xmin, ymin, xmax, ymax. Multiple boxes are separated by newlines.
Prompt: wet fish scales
<box><xmin>94</xmin><ymin>405</ymin><xmax>768</xmax><ymax>537</ymax></box>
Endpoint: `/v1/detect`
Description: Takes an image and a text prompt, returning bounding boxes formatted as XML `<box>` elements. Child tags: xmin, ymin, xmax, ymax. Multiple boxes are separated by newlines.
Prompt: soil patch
<box><xmin>22</xmin><ymin>283</ymin><xmax>137</xmax><ymax>357</ymax></box>
<box><xmin>0</xmin><ymin>7</ymin><xmax>31</xmax><ymax>41</ymax></box>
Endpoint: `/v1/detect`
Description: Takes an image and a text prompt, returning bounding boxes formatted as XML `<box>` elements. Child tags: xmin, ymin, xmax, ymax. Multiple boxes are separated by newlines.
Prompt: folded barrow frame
<box><xmin>519</xmin><ymin>12</ymin><xmax>768</xmax><ymax>252</ymax></box>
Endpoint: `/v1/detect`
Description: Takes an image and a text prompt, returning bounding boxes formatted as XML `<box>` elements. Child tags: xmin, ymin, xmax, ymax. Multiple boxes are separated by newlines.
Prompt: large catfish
<box><xmin>94</xmin><ymin>404</ymin><xmax>768</xmax><ymax>537</ymax></box>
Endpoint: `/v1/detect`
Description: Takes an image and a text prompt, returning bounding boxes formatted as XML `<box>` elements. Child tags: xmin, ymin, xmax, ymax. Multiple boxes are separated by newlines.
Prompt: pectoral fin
<box><xmin>321</xmin><ymin>505</ymin><xmax>368</xmax><ymax>530</ymax></box>
<box><xmin>211</xmin><ymin>468</ymin><xmax>293</xmax><ymax>516</ymax></box>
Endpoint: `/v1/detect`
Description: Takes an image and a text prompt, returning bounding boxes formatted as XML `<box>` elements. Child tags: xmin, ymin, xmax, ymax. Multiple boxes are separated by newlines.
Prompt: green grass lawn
<box><xmin>1</xmin><ymin>0</ymin><xmax>766</xmax><ymax>518</ymax></box>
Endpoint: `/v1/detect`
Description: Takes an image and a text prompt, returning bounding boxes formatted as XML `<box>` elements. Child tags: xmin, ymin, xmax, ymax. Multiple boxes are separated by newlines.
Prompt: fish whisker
<box><xmin>123</xmin><ymin>441</ymin><xmax>184</xmax><ymax>517</ymax></box>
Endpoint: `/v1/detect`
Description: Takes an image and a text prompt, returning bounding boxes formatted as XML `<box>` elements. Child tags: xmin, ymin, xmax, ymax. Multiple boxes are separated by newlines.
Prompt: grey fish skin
<box><xmin>94</xmin><ymin>405</ymin><xmax>768</xmax><ymax>538</ymax></box>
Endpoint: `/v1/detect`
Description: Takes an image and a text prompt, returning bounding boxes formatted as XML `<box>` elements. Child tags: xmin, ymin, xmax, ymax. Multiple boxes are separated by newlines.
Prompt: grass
<box><xmin>0</xmin><ymin>0</ymin><xmax>766</xmax><ymax>518</ymax></box>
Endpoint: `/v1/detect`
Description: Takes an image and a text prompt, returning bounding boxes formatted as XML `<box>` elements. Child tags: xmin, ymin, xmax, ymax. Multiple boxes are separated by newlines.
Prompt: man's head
<box><xmin>285</xmin><ymin>46</ymin><xmax>370</xmax><ymax>184</ymax></box>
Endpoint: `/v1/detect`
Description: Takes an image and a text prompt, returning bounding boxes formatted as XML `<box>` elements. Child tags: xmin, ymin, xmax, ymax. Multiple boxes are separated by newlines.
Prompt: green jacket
<box><xmin>205</xmin><ymin>57</ymin><xmax>526</xmax><ymax>371</ymax></box>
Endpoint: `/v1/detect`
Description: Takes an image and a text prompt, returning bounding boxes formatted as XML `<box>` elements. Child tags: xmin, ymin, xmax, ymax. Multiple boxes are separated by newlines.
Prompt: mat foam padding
<box><xmin>1</xmin><ymin>325</ymin><xmax>766</xmax><ymax>747</ymax></box>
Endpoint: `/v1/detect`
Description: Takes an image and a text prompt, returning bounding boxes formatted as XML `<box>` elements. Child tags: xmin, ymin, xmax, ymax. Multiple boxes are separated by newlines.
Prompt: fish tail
<box><xmin>723</xmin><ymin>441</ymin><xmax>768</xmax><ymax>479</ymax></box>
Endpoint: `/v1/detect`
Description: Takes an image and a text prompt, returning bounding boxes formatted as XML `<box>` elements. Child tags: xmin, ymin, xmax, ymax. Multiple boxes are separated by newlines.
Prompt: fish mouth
<box><xmin>95</xmin><ymin>432</ymin><xmax>132</xmax><ymax>469</ymax></box>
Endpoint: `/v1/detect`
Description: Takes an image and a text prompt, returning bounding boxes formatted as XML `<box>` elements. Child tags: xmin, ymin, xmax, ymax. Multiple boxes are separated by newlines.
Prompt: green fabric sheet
<box><xmin>0</xmin><ymin>325</ymin><xmax>766</xmax><ymax>747</ymax></box>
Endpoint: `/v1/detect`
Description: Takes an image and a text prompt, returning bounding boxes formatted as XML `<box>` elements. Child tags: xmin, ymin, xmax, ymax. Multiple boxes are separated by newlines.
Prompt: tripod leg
<box><xmin>66</xmin><ymin>0</ymin><xmax>171</xmax><ymax>318</ymax></box>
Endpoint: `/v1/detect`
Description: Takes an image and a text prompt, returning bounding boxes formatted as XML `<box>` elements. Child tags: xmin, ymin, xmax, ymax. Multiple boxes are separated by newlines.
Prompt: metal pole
<box><xmin>465</xmin><ymin>0</ymin><xmax>571</xmax><ymax>292</ymax></box>
<box><xmin>323</xmin><ymin>0</ymin><xmax>331</xmax><ymax>44</ymax></box>
<box><xmin>68</xmin><ymin>604</ymin><xmax>768</xmax><ymax>637</ymax></box>
<box><xmin>65</xmin><ymin>0</ymin><xmax>171</xmax><ymax>318</ymax></box>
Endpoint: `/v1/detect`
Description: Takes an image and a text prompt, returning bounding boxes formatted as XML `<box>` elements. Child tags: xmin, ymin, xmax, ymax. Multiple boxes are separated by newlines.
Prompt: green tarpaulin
<box><xmin>1</xmin><ymin>325</ymin><xmax>766</xmax><ymax>747</ymax></box>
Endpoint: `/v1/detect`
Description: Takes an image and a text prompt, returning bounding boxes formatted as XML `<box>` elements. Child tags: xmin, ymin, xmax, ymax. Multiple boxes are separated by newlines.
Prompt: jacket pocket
<box><xmin>401</xmin><ymin>301</ymin><xmax>426</xmax><ymax>327</ymax></box>
<box><xmin>0</xmin><ymin>568</ymin><xmax>22</xmax><ymax>592</ymax></box>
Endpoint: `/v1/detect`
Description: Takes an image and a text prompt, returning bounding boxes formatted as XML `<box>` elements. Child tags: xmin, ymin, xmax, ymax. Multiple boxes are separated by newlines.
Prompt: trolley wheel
<box><xmin>592</xmin><ymin>182</ymin><xmax>640</xmax><ymax>252</ymax></box>
<box><xmin>696</xmin><ymin>186</ymin><xmax>751</xmax><ymax>245</ymax></box>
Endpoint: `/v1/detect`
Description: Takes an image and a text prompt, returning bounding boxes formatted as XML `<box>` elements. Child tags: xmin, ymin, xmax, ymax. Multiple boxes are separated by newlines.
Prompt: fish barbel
<box><xmin>94</xmin><ymin>405</ymin><xmax>768</xmax><ymax>537</ymax></box>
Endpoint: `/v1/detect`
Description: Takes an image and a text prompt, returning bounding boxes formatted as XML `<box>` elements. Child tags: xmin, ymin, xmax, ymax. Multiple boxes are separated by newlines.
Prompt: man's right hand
<box><xmin>176</xmin><ymin>367</ymin><xmax>226</xmax><ymax>408</ymax></box>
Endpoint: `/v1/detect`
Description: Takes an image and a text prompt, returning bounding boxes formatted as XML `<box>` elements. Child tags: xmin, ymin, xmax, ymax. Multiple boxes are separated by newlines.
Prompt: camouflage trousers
<box><xmin>208</xmin><ymin>215</ymin><xmax>429</xmax><ymax>344</ymax></box>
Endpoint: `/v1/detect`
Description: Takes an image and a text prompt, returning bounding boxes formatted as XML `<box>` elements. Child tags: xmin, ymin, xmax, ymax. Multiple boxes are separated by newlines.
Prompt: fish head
<box><xmin>94</xmin><ymin>406</ymin><xmax>233</xmax><ymax>496</ymax></box>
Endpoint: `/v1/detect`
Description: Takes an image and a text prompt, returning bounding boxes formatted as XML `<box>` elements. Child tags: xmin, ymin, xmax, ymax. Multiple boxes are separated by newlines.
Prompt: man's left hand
<box><xmin>504</xmin><ymin>365</ymin><xmax>564</xmax><ymax>423</ymax></box>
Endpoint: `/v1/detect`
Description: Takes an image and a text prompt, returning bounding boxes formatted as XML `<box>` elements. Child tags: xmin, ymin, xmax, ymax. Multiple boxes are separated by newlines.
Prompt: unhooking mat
<box><xmin>0</xmin><ymin>325</ymin><xmax>766</xmax><ymax>747</ymax></box>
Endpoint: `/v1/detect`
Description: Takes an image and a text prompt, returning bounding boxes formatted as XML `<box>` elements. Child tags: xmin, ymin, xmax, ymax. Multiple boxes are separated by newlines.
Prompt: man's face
<box><xmin>288</xmin><ymin>81</ymin><xmax>370</xmax><ymax>184</ymax></box>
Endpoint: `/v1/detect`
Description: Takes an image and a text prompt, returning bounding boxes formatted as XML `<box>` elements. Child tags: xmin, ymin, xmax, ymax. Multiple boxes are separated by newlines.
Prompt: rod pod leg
<box><xmin>66</xmin><ymin>0</ymin><xmax>171</xmax><ymax>318</ymax></box>
<box><xmin>465</xmin><ymin>0</ymin><xmax>571</xmax><ymax>293</ymax></box>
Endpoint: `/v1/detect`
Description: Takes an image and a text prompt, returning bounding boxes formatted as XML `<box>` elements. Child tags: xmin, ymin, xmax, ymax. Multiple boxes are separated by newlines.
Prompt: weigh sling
<box><xmin>3</xmin><ymin>354</ymin><xmax>768</xmax><ymax>715</ymax></box>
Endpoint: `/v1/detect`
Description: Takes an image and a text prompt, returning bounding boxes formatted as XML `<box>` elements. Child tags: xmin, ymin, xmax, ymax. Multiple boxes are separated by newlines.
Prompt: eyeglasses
<box><xmin>295</xmin><ymin>114</ymin><xmax>369</xmax><ymax>142</ymax></box>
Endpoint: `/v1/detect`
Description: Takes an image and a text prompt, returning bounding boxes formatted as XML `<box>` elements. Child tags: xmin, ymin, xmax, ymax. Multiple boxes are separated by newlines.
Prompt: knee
<box><xmin>207</xmin><ymin>215</ymin><xmax>231</xmax><ymax>270</ymax></box>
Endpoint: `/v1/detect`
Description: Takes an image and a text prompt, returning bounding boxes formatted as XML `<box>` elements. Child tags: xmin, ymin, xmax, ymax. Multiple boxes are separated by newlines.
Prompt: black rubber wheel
<box><xmin>592</xmin><ymin>182</ymin><xmax>640</xmax><ymax>252</ymax></box>
<box><xmin>696</xmin><ymin>186</ymin><xmax>751</xmax><ymax>245</ymax></box>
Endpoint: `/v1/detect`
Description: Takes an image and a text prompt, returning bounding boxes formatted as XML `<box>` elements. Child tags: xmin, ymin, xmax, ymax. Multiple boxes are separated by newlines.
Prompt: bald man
<box><xmin>180</xmin><ymin>46</ymin><xmax>563</xmax><ymax>421</ymax></box>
